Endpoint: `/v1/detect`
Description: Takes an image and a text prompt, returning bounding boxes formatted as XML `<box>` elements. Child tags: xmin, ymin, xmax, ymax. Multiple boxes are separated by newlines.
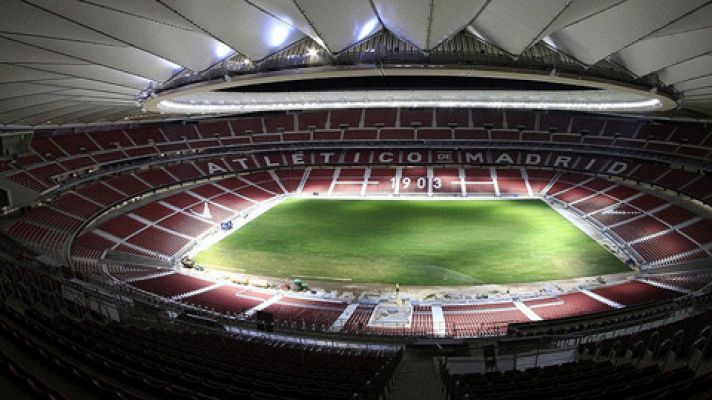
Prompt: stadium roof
<box><xmin>1</xmin><ymin>0</ymin><xmax>711</xmax><ymax>127</ymax></box>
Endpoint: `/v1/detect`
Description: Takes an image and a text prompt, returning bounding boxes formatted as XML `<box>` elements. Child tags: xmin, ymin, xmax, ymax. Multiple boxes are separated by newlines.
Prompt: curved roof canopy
<box><xmin>1</xmin><ymin>0</ymin><xmax>711</xmax><ymax>127</ymax></box>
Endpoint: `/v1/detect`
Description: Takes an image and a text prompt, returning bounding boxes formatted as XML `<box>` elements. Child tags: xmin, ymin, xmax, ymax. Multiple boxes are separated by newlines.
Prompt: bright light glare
<box><xmin>269</xmin><ymin>22</ymin><xmax>291</xmax><ymax>47</ymax></box>
<box><xmin>306</xmin><ymin>47</ymin><xmax>319</xmax><ymax>57</ymax></box>
<box><xmin>542</xmin><ymin>36</ymin><xmax>558</xmax><ymax>50</ymax></box>
<box><xmin>358</xmin><ymin>17</ymin><xmax>379</xmax><ymax>40</ymax></box>
<box><xmin>466</xmin><ymin>25</ymin><xmax>486</xmax><ymax>41</ymax></box>
<box><xmin>313</xmin><ymin>36</ymin><xmax>326</xmax><ymax>48</ymax></box>
<box><xmin>214</xmin><ymin>42</ymin><xmax>233</xmax><ymax>59</ymax></box>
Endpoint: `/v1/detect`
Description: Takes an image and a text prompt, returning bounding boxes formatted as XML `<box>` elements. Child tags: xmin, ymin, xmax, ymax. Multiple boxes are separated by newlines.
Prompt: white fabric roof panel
<box><xmin>294</xmin><ymin>0</ymin><xmax>381</xmax><ymax>52</ymax></box>
<box><xmin>533</xmin><ymin>0</ymin><xmax>626</xmax><ymax>44</ymax></box>
<box><xmin>0</xmin><ymin>64</ymin><xmax>66</xmax><ymax>84</ymax></box>
<box><xmin>160</xmin><ymin>0</ymin><xmax>304</xmax><ymax>61</ymax></box>
<box><xmin>649</xmin><ymin>3</ymin><xmax>712</xmax><ymax>38</ymax></box>
<box><xmin>676</xmin><ymin>75</ymin><xmax>712</xmax><ymax>92</ymax></box>
<box><xmin>0</xmin><ymin>0</ymin><xmax>120</xmax><ymax>45</ymax></box>
<box><xmin>373</xmin><ymin>0</ymin><xmax>432</xmax><ymax>49</ymax></box>
<box><xmin>0</xmin><ymin>83</ymin><xmax>68</xmax><ymax>100</ymax></box>
<box><xmin>613</xmin><ymin>27</ymin><xmax>712</xmax><ymax>77</ymax></box>
<box><xmin>19</xmin><ymin>103</ymin><xmax>102</xmax><ymax>126</ymax></box>
<box><xmin>428</xmin><ymin>0</ymin><xmax>488</xmax><ymax>48</ymax></box>
<box><xmin>26</xmin><ymin>0</ymin><xmax>224</xmax><ymax>71</ymax></box>
<box><xmin>685</xmin><ymin>87</ymin><xmax>712</xmax><ymax>97</ymax></box>
<box><xmin>471</xmin><ymin>0</ymin><xmax>570</xmax><ymax>55</ymax></box>
<box><xmin>34</xmin><ymin>79</ymin><xmax>143</xmax><ymax>97</ymax></box>
<box><xmin>0</xmin><ymin>94</ymin><xmax>74</xmax><ymax>115</ymax></box>
<box><xmin>657</xmin><ymin>54</ymin><xmax>712</xmax><ymax>85</ymax></box>
<box><xmin>549</xmin><ymin>0</ymin><xmax>709</xmax><ymax>65</ymax></box>
<box><xmin>0</xmin><ymin>100</ymin><xmax>88</xmax><ymax>124</ymax></box>
<box><xmin>85</xmin><ymin>0</ymin><xmax>199</xmax><ymax>31</ymax></box>
<box><xmin>15</xmin><ymin>64</ymin><xmax>151</xmax><ymax>90</ymax></box>
<box><xmin>49</xmin><ymin>105</ymin><xmax>122</xmax><ymax>125</ymax></box>
<box><xmin>54</xmin><ymin>89</ymin><xmax>134</xmax><ymax>101</ymax></box>
<box><xmin>2</xmin><ymin>34</ymin><xmax>179</xmax><ymax>82</ymax></box>
<box><xmin>250</xmin><ymin>0</ymin><xmax>322</xmax><ymax>44</ymax></box>
<box><xmin>0</xmin><ymin>37</ymin><xmax>82</xmax><ymax>64</ymax></box>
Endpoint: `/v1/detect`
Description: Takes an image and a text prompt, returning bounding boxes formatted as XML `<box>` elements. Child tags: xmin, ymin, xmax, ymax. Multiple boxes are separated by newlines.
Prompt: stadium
<box><xmin>1</xmin><ymin>1</ymin><xmax>712</xmax><ymax>399</ymax></box>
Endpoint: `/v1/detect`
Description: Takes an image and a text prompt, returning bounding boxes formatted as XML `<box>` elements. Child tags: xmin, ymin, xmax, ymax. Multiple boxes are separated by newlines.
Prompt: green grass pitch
<box><xmin>194</xmin><ymin>199</ymin><xmax>628</xmax><ymax>286</ymax></box>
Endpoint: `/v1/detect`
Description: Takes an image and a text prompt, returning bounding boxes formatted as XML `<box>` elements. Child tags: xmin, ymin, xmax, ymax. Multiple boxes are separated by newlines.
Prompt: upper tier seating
<box><xmin>2</xmin><ymin>110</ymin><xmax>709</xmax><ymax>210</ymax></box>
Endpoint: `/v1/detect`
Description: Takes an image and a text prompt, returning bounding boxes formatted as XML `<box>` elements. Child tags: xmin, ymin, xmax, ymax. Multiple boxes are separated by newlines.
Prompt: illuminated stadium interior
<box><xmin>2</xmin><ymin>2</ymin><xmax>712</xmax><ymax>399</ymax></box>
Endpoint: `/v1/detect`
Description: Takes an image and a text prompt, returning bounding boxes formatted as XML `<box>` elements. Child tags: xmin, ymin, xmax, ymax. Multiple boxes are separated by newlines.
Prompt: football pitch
<box><xmin>194</xmin><ymin>199</ymin><xmax>628</xmax><ymax>286</ymax></box>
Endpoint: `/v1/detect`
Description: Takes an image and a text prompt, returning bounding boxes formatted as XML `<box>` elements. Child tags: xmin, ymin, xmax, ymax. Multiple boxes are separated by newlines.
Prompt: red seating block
<box><xmin>400</xmin><ymin>108</ymin><xmax>433</xmax><ymax>127</ymax></box>
<box><xmin>159</xmin><ymin>213</ymin><xmax>213</xmax><ymax>238</ymax></box>
<box><xmin>88</xmin><ymin>129</ymin><xmax>133</xmax><ymax>149</ymax></box>
<box><xmin>182</xmin><ymin>285</ymin><xmax>264</xmax><ymax>314</ymax></box>
<box><xmin>495</xmin><ymin>169</ymin><xmax>527</xmax><ymax>195</ymax></box>
<box><xmin>130</xmin><ymin>273</ymin><xmax>214</xmax><ymax>297</ymax></box>
<box><xmin>591</xmin><ymin>281</ymin><xmax>680</xmax><ymax>305</ymax></box>
<box><xmin>632</xmin><ymin>231</ymin><xmax>700</xmax><ymax>262</ymax></box>
<box><xmin>135</xmin><ymin>168</ymin><xmax>177</xmax><ymax>187</ymax></box>
<box><xmin>435</xmin><ymin>108</ymin><xmax>469</xmax><ymax>127</ymax></box>
<box><xmin>524</xmin><ymin>293</ymin><xmax>612</xmax><ymax>319</ymax></box>
<box><xmin>653</xmin><ymin>205</ymin><xmax>696</xmax><ymax>226</ymax></box>
<box><xmin>126</xmin><ymin>226</ymin><xmax>190</xmax><ymax>256</ymax></box>
<box><xmin>51</xmin><ymin>133</ymin><xmax>100</xmax><ymax>154</ymax></box>
<box><xmin>611</xmin><ymin>216</ymin><xmax>668</xmax><ymax>242</ymax></box>
<box><xmin>98</xmin><ymin>214</ymin><xmax>146</xmax><ymax>239</ymax></box>
<box><xmin>526</xmin><ymin>170</ymin><xmax>556</xmax><ymax>194</ymax></box>
<box><xmin>301</xmin><ymin>169</ymin><xmax>335</xmax><ymax>193</ymax></box>
<box><xmin>364</xmin><ymin>108</ymin><xmax>397</xmax><ymax>127</ymax></box>
<box><xmin>105</xmin><ymin>174</ymin><xmax>150</xmax><ymax>196</ymax></box>
<box><xmin>681</xmin><ymin>219</ymin><xmax>712</xmax><ymax>245</ymax></box>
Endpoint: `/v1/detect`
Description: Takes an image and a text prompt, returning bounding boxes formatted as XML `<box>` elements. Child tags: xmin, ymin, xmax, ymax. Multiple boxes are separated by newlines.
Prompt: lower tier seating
<box><xmin>0</xmin><ymin>304</ymin><xmax>401</xmax><ymax>400</ymax></box>
<box><xmin>264</xmin><ymin>297</ymin><xmax>348</xmax><ymax>331</ymax></box>
<box><xmin>523</xmin><ymin>293</ymin><xmax>613</xmax><ymax>319</ymax></box>
<box><xmin>128</xmin><ymin>273</ymin><xmax>215</xmax><ymax>298</ymax></box>
<box><xmin>643</xmin><ymin>271</ymin><xmax>712</xmax><ymax>292</ymax></box>
<box><xmin>181</xmin><ymin>285</ymin><xmax>268</xmax><ymax>315</ymax></box>
<box><xmin>442</xmin><ymin>303</ymin><xmax>529</xmax><ymax>337</ymax></box>
<box><xmin>591</xmin><ymin>280</ymin><xmax>681</xmax><ymax>306</ymax></box>
<box><xmin>442</xmin><ymin>359</ymin><xmax>711</xmax><ymax>400</ymax></box>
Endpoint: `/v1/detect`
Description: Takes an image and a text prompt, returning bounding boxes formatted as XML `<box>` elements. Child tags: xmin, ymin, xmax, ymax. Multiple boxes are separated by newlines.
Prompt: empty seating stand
<box><xmin>442</xmin><ymin>359</ymin><xmax>710</xmax><ymax>400</ymax></box>
<box><xmin>2</xmin><ymin>113</ymin><xmax>710</xmax><ymax>342</ymax></box>
<box><xmin>0</xmin><ymin>305</ymin><xmax>401</xmax><ymax>400</ymax></box>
